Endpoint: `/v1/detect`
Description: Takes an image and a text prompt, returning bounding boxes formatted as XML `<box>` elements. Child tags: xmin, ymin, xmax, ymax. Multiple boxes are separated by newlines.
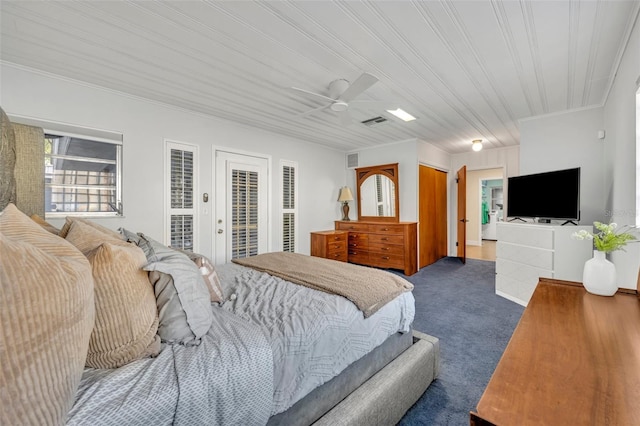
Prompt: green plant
<box><xmin>572</xmin><ymin>222</ymin><xmax>638</xmax><ymax>253</ymax></box>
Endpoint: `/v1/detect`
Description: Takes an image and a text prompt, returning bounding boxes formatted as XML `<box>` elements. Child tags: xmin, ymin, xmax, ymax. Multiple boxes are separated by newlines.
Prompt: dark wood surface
<box><xmin>310</xmin><ymin>230</ymin><xmax>348</xmax><ymax>262</ymax></box>
<box><xmin>472</xmin><ymin>277</ymin><xmax>640</xmax><ymax>425</ymax></box>
<box><xmin>418</xmin><ymin>165</ymin><xmax>447</xmax><ymax>268</ymax></box>
<box><xmin>335</xmin><ymin>220</ymin><xmax>417</xmax><ymax>275</ymax></box>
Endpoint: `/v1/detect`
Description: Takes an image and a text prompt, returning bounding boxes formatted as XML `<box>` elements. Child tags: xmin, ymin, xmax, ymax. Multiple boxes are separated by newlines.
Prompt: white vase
<box><xmin>582</xmin><ymin>250</ymin><xmax>617</xmax><ymax>296</ymax></box>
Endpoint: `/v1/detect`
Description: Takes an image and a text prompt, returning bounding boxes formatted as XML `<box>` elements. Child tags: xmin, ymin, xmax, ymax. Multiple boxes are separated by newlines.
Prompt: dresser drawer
<box><xmin>326</xmin><ymin>240</ymin><xmax>346</xmax><ymax>253</ymax></box>
<box><xmin>326</xmin><ymin>251</ymin><xmax>348</xmax><ymax>262</ymax></box>
<box><xmin>368</xmin><ymin>253</ymin><xmax>405</xmax><ymax>269</ymax></box>
<box><xmin>348</xmin><ymin>233</ymin><xmax>369</xmax><ymax>250</ymax></box>
<box><xmin>325</xmin><ymin>232</ymin><xmax>347</xmax><ymax>243</ymax></box>
<box><xmin>336</xmin><ymin>222</ymin><xmax>370</xmax><ymax>232</ymax></box>
<box><xmin>348</xmin><ymin>250</ymin><xmax>369</xmax><ymax>264</ymax></box>
<box><xmin>369</xmin><ymin>233</ymin><xmax>404</xmax><ymax>245</ymax></box>
<box><xmin>496</xmin><ymin>224</ymin><xmax>554</xmax><ymax>249</ymax></box>
<box><xmin>369</xmin><ymin>224</ymin><xmax>405</xmax><ymax>234</ymax></box>
<box><xmin>369</xmin><ymin>242</ymin><xmax>405</xmax><ymax>256</ymax></box>
<box><xmin>496</xmin><ymin>241</ymin><xmax>553</xmax><ymax>270</ymax></box>
<box><xmin>496</xmin><ymin>258</ymin><xmax>553</xmax><ymax>284</ymax></box>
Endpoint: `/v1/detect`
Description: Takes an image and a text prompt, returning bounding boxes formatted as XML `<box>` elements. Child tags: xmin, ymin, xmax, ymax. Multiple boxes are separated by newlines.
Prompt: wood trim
<box><xmin>355</xmin><ymin>163</ymin><xmax>400</xmax><ymax>223</ymax></box>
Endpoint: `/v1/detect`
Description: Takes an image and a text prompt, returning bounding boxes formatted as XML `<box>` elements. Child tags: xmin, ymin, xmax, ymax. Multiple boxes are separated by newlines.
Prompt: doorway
<box><xmin>465</xmin><ymin>168</ymin><xmax>504</xmax><ymax>261</ymax></box>
<box><xmin>418</xmin><ymin>165</ymin><xmax>448</xmax><ymax>268</ymax></box>
<box><xmin>214</xmin><ymin>150</ymin><xmax>269</xmax><ymax>264</ymax></box>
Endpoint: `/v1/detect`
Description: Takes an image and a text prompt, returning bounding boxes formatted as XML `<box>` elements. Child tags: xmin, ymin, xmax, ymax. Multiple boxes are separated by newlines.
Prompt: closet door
<box><xmin>419</xmin><ymin>165</ymin><xmax>448</xmax><ymax>268</ymax></box>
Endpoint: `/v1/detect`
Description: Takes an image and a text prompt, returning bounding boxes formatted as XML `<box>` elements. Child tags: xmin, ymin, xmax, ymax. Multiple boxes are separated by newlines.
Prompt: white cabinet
<box><xmin>495</xmin><ymin>222</ymin><xmax>592</xmax><ymax>306</ymax></box>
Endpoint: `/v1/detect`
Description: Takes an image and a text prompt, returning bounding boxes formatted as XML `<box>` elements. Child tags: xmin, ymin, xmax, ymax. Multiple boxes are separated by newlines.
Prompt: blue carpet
<box><xmin>397</xmin><ymin>257</ymin><xmax>524</xmax><ymax>426</ymax></box>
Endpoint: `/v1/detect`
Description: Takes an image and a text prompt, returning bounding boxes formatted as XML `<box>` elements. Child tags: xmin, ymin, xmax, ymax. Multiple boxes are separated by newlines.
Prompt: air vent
<box><xmin>346</xmin><ymin>152</ymin><xmax>359</xmax><ymax>169</ymax></box>
<box><xmin>360</xmin><ymin>116</ymin><xmax>388</xmax><ymax>127</ymax></box>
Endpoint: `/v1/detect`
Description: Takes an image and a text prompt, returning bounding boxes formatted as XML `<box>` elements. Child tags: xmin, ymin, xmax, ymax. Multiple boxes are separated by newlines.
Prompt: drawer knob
<box><xmin>349</xmin><ymin>251</ymin><xmax>357</xmax><ymax>255</ymax></box>
<box><xmin>334</xmin><ymin>236</ymin><xmax>339</xmax><ymax>240</ymax></box>
<box><xmin>382</xmin><ymin>256</ymin><xmax>390</xmax><ymax>260</ymax></box>
<box><xmin>382</xmin><ymin>228</ymin><xmax>389</xmax><ymax>231</ymax></box>
<box><xmin>381</xmin><ymin>247</ymin><xmax>390</xmax><ymax>251</ymax></box>
<box><xmin>381</xmin><ymin>237</ymin><xmax>388</xmax><ymax>241</ymax></box>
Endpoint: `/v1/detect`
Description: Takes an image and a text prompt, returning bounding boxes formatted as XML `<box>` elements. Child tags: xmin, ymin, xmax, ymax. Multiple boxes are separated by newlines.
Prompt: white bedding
<box><xmin>217</xmin><ymin>263</ymin><xmax>415</xmax><ymax>415</ymax></box>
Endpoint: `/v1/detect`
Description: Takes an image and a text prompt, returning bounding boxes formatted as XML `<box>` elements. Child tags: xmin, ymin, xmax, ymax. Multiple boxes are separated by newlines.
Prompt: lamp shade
<box><xmin>472</xmin><ymin>139</ymin><xmax>483</xmax><ymax>152</ymax></box>
<box><xmin>337</xmin><ymin>186</ymin><xmax>354</xmax><ymax>202</ymax></box>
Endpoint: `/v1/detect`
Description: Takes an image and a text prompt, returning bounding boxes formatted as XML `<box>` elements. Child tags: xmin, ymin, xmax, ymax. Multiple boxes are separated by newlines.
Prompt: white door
<box><xmin>214</xmin><ymin>151</ymin><xmax>269</xmax><ymax>264</ymax></box>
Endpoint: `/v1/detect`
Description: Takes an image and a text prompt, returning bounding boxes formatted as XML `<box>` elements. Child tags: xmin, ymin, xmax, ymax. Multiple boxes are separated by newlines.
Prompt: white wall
<box><xmin>1</xmin><ymin>63</ymin><xmax>346</xmax><ymax>260</ymax></box>
<box><xmin>603</xmin><ymin>17</ymin><xmax>640</xmax><ymax>289</ymax></box>
<box><xmin>519</xmin><ymin>106</ymin><xmax>605</xmax><ymax>225</ymax></box>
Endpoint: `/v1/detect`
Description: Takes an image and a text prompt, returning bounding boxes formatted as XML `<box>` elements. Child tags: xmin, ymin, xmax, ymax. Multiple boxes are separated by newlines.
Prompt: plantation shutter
<box><xmin>167</xmin><ymin>141</ymin><xmax>197</xmax><ymax>251</ymax></box>
<box><xmin>281</xmin><ymin>161</ymin><xmax>297</xmax><ymax>253</ymax></box>
<box><xmin>231</xmin><ymin>169</ymin><xmax>259</xmax><ymax>258</ymax></box>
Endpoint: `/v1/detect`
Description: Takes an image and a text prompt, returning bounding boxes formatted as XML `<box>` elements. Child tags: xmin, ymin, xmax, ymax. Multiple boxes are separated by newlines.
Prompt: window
<box><xmin>231</xmin><ymin>168</ymin><xmax>259</xmax><ymax>258</ymax></box>
<box><xmin>281</xmin><ymin>160</ymin><xmax>298</xmax><ymax>252</ymax></box>
<box><xmin>166</xmin><ymin>141</ymin><xmax>197</xmax><ymax>252</ymax></box>
<box><xmin>44</xmin><ymin>131</ymin><xmax>122</xmax><ymax>216</ymax></box>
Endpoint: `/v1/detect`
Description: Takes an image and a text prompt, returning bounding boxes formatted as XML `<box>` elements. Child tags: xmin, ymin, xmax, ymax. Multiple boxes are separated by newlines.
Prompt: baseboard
<box><xmin>495</xmin><ymin>290</ymin><xmax>528</xmax><ymax>307</ymax></box>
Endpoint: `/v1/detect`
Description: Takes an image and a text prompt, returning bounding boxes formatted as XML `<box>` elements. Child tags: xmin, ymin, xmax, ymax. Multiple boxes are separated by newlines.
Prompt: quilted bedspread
<box><xmin>67</xmin><ymin>307</ymin><xmax>273</xmax><ymax>426</ymax></box>
<box><xmin>217</xmin><ymin>263</ymin><xmax>415</xmax><ymax>415</ymax></box>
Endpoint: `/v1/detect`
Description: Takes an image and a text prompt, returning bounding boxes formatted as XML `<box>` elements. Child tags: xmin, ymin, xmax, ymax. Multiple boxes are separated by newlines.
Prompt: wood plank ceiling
<box><xmin>1</xmin><ymin>1</ymin><xmax>638</xmax><ymax>153</ymax></box>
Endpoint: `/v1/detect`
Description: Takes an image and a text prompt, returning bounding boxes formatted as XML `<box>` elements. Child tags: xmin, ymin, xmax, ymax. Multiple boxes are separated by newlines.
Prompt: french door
<box><xmin>214</xmin><ymin>150</ymin><xmax>268</xmax><ymax>264</ymax></box>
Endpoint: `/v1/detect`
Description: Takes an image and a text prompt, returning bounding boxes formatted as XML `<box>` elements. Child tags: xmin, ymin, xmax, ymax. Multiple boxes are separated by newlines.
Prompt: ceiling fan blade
<box><xmin>339</xmin><ymin>72</ymin><xmax>379</xmax><ymax>102</ymax></box>
<box><xmin>296</xmin><ymin>103</ymin><xmax>330</xmax><ymax>118</ymax></box>
<box><xmin>289</xmin><ymin>86</ymin><xmax>335</xmax><ymax>103</ymax></box>
<box><xmin>339</xmin><ymin>109</ymin><xmax>353</xmax><ymax>126</ymax></box>
<box><xmin>348</xmin><ymin>100</ymin><xmax>399</xmax><ymax>109</ymax></box>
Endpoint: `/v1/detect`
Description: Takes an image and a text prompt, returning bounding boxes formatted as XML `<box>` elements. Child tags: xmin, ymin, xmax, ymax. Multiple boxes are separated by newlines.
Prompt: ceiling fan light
<box><xmin>331</xmin><ymin>101</ymin><xmax>349</xmax><ymax>112</ymax></box>
<box><xmin>472</xmin><ymin>139</ymin><xmax>483</xmax><ymax>152</ymax></box>
<box><xmin>386</xmin><ymin>108</ymin><xmax>416</xmax><ymax>122</ymax></box>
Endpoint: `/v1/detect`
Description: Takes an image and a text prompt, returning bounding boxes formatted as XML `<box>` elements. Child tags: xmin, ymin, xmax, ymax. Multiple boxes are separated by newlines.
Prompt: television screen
<box><xmin>507</xmin><ymin>167</ymin><xmax>580</xmax><ymax>221</ymax></box>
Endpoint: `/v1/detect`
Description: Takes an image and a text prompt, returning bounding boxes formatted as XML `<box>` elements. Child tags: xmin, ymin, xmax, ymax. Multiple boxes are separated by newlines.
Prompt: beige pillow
<box><xmin>58</xmin><ymin>216</ymin><xmax>123</xmax><ymax>240</ymax></box>
<box><xmin>65</xmin><ymin>220</ymin><xmax>160</xmax><ymax>368</ymax></box>
<box><xmin>30</xmin><ymin>213</ymin><xmax>60</xmax><ymax>235</ymax></box>
<box><xmin>0</xmin><ymin>204</ymin><xmax>94</xmax><ymax>425</ymax></box>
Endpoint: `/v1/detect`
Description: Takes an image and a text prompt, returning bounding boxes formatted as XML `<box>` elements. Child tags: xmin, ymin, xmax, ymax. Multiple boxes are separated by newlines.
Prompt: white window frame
<box><xmin>165</xmin><ymin>140</ymin><xmax>199</xmax><ymax>253</ymax></box>
<box><xmin>281</xmin><ymin>160</ymin><xmax>298</xmax><ymax>252</ymax></box>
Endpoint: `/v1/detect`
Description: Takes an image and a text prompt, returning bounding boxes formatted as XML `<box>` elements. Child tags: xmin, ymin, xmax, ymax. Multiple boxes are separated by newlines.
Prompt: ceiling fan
<box><xmin>290</xmin><ymin>72</ymin><xmax>387</xmax><ymax>125</ymax></box>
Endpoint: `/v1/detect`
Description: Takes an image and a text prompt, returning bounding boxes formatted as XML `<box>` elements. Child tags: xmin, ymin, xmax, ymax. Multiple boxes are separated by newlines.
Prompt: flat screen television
<box><xmin>507</xmin><ymin>167</ymin><xmax>580</xmax><ymax>222</ymax></box>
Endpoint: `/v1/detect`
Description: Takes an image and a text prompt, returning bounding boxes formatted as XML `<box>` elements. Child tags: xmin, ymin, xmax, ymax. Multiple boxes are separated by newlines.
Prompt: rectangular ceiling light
<box><xmin>386</xmin><ymin>108</ymin><xmax>416</xmax><ymax>122</ymax></box>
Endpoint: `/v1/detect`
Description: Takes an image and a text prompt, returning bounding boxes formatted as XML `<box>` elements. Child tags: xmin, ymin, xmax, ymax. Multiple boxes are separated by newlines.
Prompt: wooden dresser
<box><xmin>310</xmin><ymin>230</ymin><xmax>348</xmax><ymax>262</ymax></box>
<box><xmin>471</xmin><ymin>278</ymin><xmax>640</xmax><ymax>425</ymax></box>
<box><xmin>334</xmin><ymin>220</ymin><xmax>417</xmax><ymax>276</ymax></box>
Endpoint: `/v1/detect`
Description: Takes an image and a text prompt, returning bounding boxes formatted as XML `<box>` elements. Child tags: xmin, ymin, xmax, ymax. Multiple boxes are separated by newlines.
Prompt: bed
<box><xmin>0</xmin><ymin>108</ymin><xmax>439</xmax><ymax>425</ymax></box>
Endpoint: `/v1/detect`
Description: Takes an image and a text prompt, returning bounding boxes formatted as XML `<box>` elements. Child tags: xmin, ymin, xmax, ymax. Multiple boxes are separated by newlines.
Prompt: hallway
<box><xmin>466</xmin><ymin>240</ymin><xmax>496</xmax><ymax>261</ymax></box>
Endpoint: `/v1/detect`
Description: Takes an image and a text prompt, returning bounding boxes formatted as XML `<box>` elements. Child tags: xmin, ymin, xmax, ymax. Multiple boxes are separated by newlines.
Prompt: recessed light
<box><xmin>386</xmin><ymin>108</ymin><xmax>416</xmax><ymax>122</ymax></box>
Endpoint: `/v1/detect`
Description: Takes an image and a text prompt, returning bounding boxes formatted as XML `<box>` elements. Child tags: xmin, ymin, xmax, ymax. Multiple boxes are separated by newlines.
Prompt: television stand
<box><xmin>561</xmin><ymin>220</ymin><xmax>578</xmax><ymax>226</ymax></box>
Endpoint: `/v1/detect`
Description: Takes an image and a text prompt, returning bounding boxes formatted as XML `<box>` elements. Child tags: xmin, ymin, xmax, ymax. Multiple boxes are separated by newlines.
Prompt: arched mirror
<box><xmin>356</xmin><ymin>163</ymin><xmax>400</xmax><ymax>223</ymax></box>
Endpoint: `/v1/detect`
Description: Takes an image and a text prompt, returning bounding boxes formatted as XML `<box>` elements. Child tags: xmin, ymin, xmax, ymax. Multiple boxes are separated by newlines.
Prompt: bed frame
<box><xmin>269</xmin><ymin>330</ymin><xmax>440</xmax><ymax>426</ymax></box>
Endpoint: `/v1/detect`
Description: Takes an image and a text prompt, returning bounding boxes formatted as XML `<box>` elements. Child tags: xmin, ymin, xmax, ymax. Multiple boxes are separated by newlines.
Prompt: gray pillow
<box><xmin>136</xmin><ymin>233</ymin><xmax>213</xmax><ymax>345</ymax></box>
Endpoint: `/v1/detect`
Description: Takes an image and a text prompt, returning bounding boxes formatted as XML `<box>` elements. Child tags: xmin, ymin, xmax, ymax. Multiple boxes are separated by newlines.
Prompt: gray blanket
<box><xmin>67</xmin><ymin>307</ymin><xmax>273</xmax><ymax>426</ymax></box>
<box><xmin>218</xmin><ymin>263</ymin><xmax>415</xmax><ymax>414</ymax></box>
<box><xmin>233</xmin><ymin>252</ymin><xmax>414</xmax><ymax>317</ymax></box>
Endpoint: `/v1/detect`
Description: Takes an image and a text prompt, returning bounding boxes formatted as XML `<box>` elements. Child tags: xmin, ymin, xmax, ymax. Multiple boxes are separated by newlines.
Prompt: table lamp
<box><xmin>337</xmin><ymin>186</ymin><xmax>354</xmax><ymax>221</ymax></box>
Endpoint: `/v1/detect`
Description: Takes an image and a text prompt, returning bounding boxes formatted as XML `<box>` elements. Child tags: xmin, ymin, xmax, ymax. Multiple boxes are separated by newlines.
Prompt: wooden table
<box><xmin>471</xmin><ymin>277</ymin><xmax>640</xmax><ymax>425</ymax></box>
